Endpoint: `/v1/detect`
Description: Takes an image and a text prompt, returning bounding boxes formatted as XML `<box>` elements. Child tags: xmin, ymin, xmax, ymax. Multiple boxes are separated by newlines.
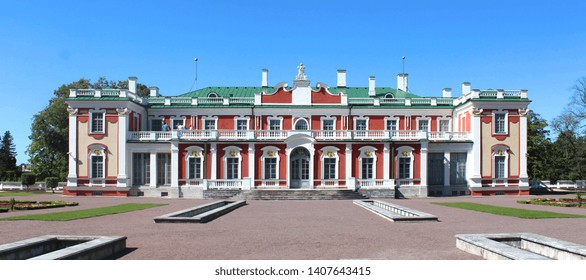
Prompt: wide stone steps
<box><xmin>240</xmin><ymin>189</ymin><xmax>369</xmax><ymax>200</ymax></box>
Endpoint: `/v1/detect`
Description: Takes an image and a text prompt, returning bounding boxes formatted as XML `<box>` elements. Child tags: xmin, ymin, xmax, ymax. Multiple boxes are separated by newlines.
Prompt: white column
<box><xmin>211</xmin><ymin>143</ymin><xmax>217</xmax><ymax>180</ymax></box>
<box><xmin>117</xmin><ymin>108</ymin><xmax>129</xmax><ymax>187</ymax></box>
<box><xmin>286</xmin><ymin>148</ymin><xmax>291</xmax><ymax>188</ymax></box>
<box><xmin>171</xmin><ymin>141</ymin><xmax>179</xmax><ymax>187</ymax></box>
<box><xmin>248</xmin><ymin>143</ymin><xmax>255</xmax><ymax>187</ymax></box>
<box><xmin>383</xmin><ymin>143</ymin><xmax>390</xmax><ymax>180</ymax></box>
<box><xmin>67</xmin><ymin>108</ymin><xmax>78</xmax><ymax>187</ymax></box>
<box><xmin>309</xmin><ymin>146</ymin><xmax>315</xmax><ymax>189</ymax></box>
<box><xmin>345</xmin><ymin>143</ymin><xmax>352</xmax><ymax>189</ymax></box>
<box><xmin>444</xmin><ymin>152</ymin><xmax>451</xmax><ymax>187</ymax></box>
<box><xmin>471</xmin><ymin>109</ymin><xmax>483</xmax><ymax>187</ymax></box>
<box><xmin>420</xmin><ymin>142</ymin><xmax>429</xmax><ymax>197</ymax></box>
<box><xmin>150</xmin><ymin>152</ymin><xmax>157</xmax><ymax>187</ymax></box>
<box><xmin>519</xmin><ymin>109</ymin><xmax>529</xmax><ymax>187</ymax></box>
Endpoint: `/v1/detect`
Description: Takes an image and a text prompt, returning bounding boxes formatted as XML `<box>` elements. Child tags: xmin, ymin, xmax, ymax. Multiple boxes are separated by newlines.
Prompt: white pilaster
<box><xmin>171</xmin><ymin>141</ymin><xmax>179</xmax><ymax>187</ymax></box>
<box><xmin>150</xmin><ymin>152</ymin><xmax>157</xmax><ymax>187</ymax></box>
<box><xmin>67</xmin><ymin>108</ymin><xmax>78</xmax><ymax>187</ymax></box>
<box><xmin>345</xmin><ymin>143</ymin><xmax>352</xmax><ymax>189</ymax></box>
<box><xmin>116</xmin><ymin>108</ymin><xmax>129</xmax><ymax>187</ymax></box>
<box><xmin>420</xmin><ymin>142</ymin><xmax>429</xmax><ymax>196</ymax></box>
<box><xmin>471</xmin><ymin>108</ymin><xmax>483</xmax><ymax>187</ymax></box>
<box><xmin>211</xmin><ymin>143</ymin><xmax>217</xmax><ymax>180</ymax></box>
<box><xmin>248</xmin><ymin>143</ymin><xmax>255</xmax><ymax>184</ymax></box>
<box><xmin>383</xmin><ymin>143</ymin><xmax>390</xmax><ymax>180</ymax></box>
<box><xmin>444</xmin><ymin>152</ymin><xmax>451</xmax><ymax>187</ymax></box>
<box><xmin>519</xmin><ymin>109</ymin><xmax>529</xmax><ymax>186</ymax></box>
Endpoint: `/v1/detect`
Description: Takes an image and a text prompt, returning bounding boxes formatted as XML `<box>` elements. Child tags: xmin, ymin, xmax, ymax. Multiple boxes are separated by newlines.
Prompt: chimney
<box><xmin>261</xmin><ymin>69</ymin><xmax>269</xmax><ymax>87</ymax></box>
<box><xmin>149</xmin><ymin>86</ymin><xmax>160</xmax><ymax>97</ymax></box>
<box><xmin>337</xmin><ymin>69</ymin><xmax>347</xmax><ymax>87</ymax></box>
<box><xmin>368</xmin><ymin>76</ymin><xmax>376</xmax><ymax>96</ymax></box>
<box><xmin>128</xmin><ymin>76</ymin><xmax>137</xmax><ymax>93</ymax></box>
<box><xmin>442</xmin><ymin>88</ymin><xmax>452</xmax><ymax>98</ymax></box>
<box><xmin>397</xmin><ymin>73</ymin><xmax>408</xmax><ymax>92</ymax></box>
<box><xmin>462</xmin><ymin>82</ymin><xmax>471</xmax><ymax>95</ymax></box>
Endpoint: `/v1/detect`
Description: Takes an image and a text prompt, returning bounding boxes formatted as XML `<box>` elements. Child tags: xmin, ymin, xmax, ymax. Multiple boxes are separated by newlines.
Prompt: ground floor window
<box><xmin>188</xmin><ymin>157</ymin><xmax>202</xmax><ymax>179</ymax></box>
<box><xmin>361</xmin><ymin>157</ymin><xmax>374</xmax><ymax>179</ymax></box>
<box><xmin>323</xmin><ymin>158</ymin><xmax>336</xmax><ymax>179</ymax></box>
<box><xmin>495</xmin><ymin>156</ymin><xmax>506</xmax><ymax>178</ymax></box>
<box><xmin>264</xmin><ymin>157</ymin><xmax>277</xmax><ymax>179</ymax></box>
<box><xmin>132</xmin><ymin>153</ymin><xmax>150</xmax><ymax>185</ymax></box>
<box><xmin>450</xmin><ymin>153</ymin><xmax>467</xmax><ymax>185</ymax></box>
<box><xmin>91</xmin><ymin>155</ymin><xmax>104</xmax><ymax>178</ymax></box>
<box><xmin>398</xmin><ymin>157</ymin><xmax>411</xmax><ymax>179</ymax></box>
<box><xmin>157</xmin><ymin>153</ymin><xmax>171</xmax><ymax>185</ymax></box>
<box><xmin>226</xmin><ymin>158</ymin><xmax>239</xmax><ymax>179</ymax></box>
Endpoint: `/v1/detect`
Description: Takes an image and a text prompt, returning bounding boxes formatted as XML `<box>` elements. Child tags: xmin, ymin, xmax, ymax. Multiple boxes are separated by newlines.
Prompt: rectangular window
<box><xmin>236</xmin><ymin>119</ymin><xmax>248</xmax><ymax>131</ymax></box>
<box><xmin>323</xmin><ymin>119</ymin><xmax>334</xmax><ymax>130</ymax></box>
<box><xmin>495</xmin><ymin>156</ymin><xmax>506</xmax><ymax>178</ymax></box>
<box><xmin>264</xmin><ymin>158</ymin><xmax>277</xmax><ymax>179</ymax></box>
<box><xmin>356</xmin><ymin>119</ymin><xmax>367</xmax><ymax>130</ymax></box>
<box><xmin>495</xmin><ymin>114</ymin><xmax>506</xmax><ymax>133</ymax></box>
<box><xmin>132</xmin><ymin>153</ymin><xmax>150</xmax><ymax>185</ymax></box>
<box><xmin>450</xmin><ymin>153</ymin><xmax>467</xmax><ymax>185</ymax></box>
<box><xmin>91</xmin><ymin>155</ymin><xmax>104</xmax><ymax>178</ymax></box>
<box><xmin>204</xmin><ymin>119</ymin><xmax>216</xmax><ymax>130</ymax></box>
<box><xmin>90</xmin><ymin>112</ymin><xmax>104</xmax><ymax>133</ymax></box>
<box><xmin>151</xmin><ymin>119</ymin><xmax>162</xmax><ymax>131</ymax></box>
<box><xmin>361</xmin><ymin>158</ymin><xmax>373</xmax><ymax>179</ymax></box>
<box><xmin>172</xmin><ymin>119</ymin><xmax>184</xmax><ymax>130</ymax></box>
<box><xmin>269</xmin><ymin>119</ymin><xmax>281</xmax><ymax>130</ymax></box>
<box><xmin>439</xmin><ymin>120</ymin><xmax>450</xmax><ymax>132</ymax></box>
<box><xmin>398</xmin><ymin>157</ymin><xmax>411</xmax><ymax>179</ymax></box>
<box><xmin>324</xmin><ymin>158</ymin><xmax>336</xmax><ymax>180</ymax></box>
<box><xmin>386</xmin><ymin>119</ymin><xmax>397</xmax><ymax>131</ymax></box>
<box><xmin>418</xmin><ymin>119</ymin><xmax>429</xmax><ymax>131</ymax></box>
<box><xmin>157</xmin><ymin>153</ymin><xmax>171</xmax><ymax>185</ymax></box>
<box><xmin>227</xmin><ymin>158</ymin><xmax>239</xmax><ymax>179</ymax></box>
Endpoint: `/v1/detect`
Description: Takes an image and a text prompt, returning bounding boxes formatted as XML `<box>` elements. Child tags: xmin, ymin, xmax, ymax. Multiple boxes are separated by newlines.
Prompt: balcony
<box><xmin>128</xmin><ymin>130</ymin><xmax>471</xmax><ymax>142</ymax></box>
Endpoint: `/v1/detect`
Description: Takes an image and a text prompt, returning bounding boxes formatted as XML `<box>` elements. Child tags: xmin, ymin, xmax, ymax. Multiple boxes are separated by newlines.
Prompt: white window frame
<box><xmin>202</xmin><ymin>116</ymin><xmax>218</xmax><ymax>130</ymax></box>
<box><xmin>320</xmin><ymin>117</ymin><xmax>336</xmax><ymax>131</ymax></box>
<box><xmin>384</xmin><ymin>93</ymin><xmax>394</xmax><ymax>99</ymax></box>
<box><xmin>384</xmin><ymin>117</ymin><xmax>399</xmax><ymax>131</ymax></box>
<box><xmin>261</xmin><ymin>146</ymin><xmax>280</xmax><ymax>180</ymax></box>
<box><xmin>293</xmin><ymin>118</ymin><xmax>309</xmax><ymax>130</ymax></box>
<box><xmin>207</xmin><ymin>92</ymin><xmax>219</xmax><ymax>98</ymax></box>
<box><xmin>268</xmin><ymin>117</ymin><xmax>283</xmax><ymax>130</ymax></box>
<box><xmin>396</xmin><ymin>146</ymin><xmax>414</xmax><ymax>179</ymax></box>
<box><xmin>234</xmin><ymin>117</ymin><xmax>250</xmax><ymax>131</ymax></box>
<box><xmin>320</xmin><ymin>146</ymin><xmax>339</xmax><ymax>180</ymax></box>
<box><xmin>354</xmin><ymin>117</ymin><xmax>369</xmax><ymax>131</ymax></box>
<box><xmin>437</xmin><ymin>117</ymin><xmax>451</xmax><ymax>132</ymax></box>
<box><xmin>416</xmin><ymin>117</ymin><xmax>431</xmax><ymax>132</ymax></box>
<box><xmin>171</xmin><ymin>117</ymin><xmax>186</xmax><ymax>131</ymax></box>
<box><xmin>185</xmin><ymin>146</ymin><xmax>205</xmax><ymax>180</ymax></box>
<box><xmin>223</xmin><ymin>146</ymin><xmax>242</xmax><ymax>180</ymax></box>
<box><xmin>89</xmin><ymin>110</ymin><xmax>106</xmax><ymax>134</ymax></box>
<box><xmin>88</xmin><ymin>145</ymin><xmax>107</xmax><ymax>179</ymax></box>
<box><xmin>150</xmin><ymin>117</ymin><xmax>164</xmax><ymax>131</ymax></box>
<box><xmin>493</xmin><ymin>110</ymin><xmax>509</xmax><ymax>134</ymax></box>
<box><xmin>492</xmin><ymin>145</ymin><xmax>509</xmax><ymax>178</ymax></box>
<box><xmin>358</xmin><ymin>146</ymin><xmax>377</xmax><ymax>180</ymax></box>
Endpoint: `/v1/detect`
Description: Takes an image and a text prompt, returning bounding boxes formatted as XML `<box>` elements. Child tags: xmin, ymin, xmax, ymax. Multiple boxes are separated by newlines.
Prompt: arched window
<box><xmin>88</xmin><ymin>144</ymin><xmax>107</xmax><ymax>179</ymax></box>
<box><xmin>294</xmin><ymin>118</ymin><xmax>308</xmax><ymax>130</ymax></box>
<box><xmin>261</xmin><ymin>146</ymin><xmax>280</xmax><ymax>180</ymax></box>
<box><xmin>207</xmin><ymin>92</ymin><xmax>218</xmax><ymax>98</ymax></box>
<box><xmin>492</xmin><ymin>145</ymin><xmax>509</xmax><ymax>178</ymax></box>
<box><xmin>185</xmin><ymin>146</ymin><xmax>205</xmax><ymax>180</ymax></box>
<box><xmin>384</xmin><ymin>93</ymin><xmax>394</xmax><ymax>99</ymax></box>
<box><xmin>320</xmin><ymin>146</ymin><xmax>340</xmax><ymax>180</ymax></box>
<box><xmin>223</xmin><ymin>146</ymin><xmax>242</xmax><ymax>179</ymax></box>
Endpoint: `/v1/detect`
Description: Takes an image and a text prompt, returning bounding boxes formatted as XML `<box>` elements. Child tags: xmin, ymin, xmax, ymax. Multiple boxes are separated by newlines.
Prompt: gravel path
<box><xmin>1</xmin><ymin>193</ymin><xmax>585</xmax><ymax>260</ymax></box>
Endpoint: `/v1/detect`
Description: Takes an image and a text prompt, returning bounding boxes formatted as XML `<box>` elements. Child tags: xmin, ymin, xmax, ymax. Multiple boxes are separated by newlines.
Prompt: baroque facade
<box><xmin>64</xmin><ymin>64</ymin><xmax>530</xmax><ymax>198</ymax></box>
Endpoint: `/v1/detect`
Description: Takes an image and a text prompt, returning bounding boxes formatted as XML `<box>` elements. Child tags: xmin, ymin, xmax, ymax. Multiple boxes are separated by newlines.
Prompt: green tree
<box><xmin>0</xmin><ymin>131</ymin><xmax>18</xmax><ymax>179</ymax></box>
<box><xmin>27</xmin><ymin>77</ymin><xmax>150</xmax><ymax>180</ymax></box>
<box><xmin>526</xmin><ymin>112</ymin><xmax>552</xmax><ymax>180</ymax></box>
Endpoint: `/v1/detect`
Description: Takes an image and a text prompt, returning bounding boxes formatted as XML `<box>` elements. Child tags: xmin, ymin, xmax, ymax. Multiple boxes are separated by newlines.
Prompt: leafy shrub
<box><xmin>0</xmin><ymin>207</ymin><xmax>8</xmax><ymax>213</ymax></box>
<box><xmin>45</xmin><ymin>177</ymin><xmax>59</xmax><ymax>193</ymax></box>
<box><xmin>20</xmin><ymin>174</ymin><xmax>36</xmax><ymax>189</ymax></box>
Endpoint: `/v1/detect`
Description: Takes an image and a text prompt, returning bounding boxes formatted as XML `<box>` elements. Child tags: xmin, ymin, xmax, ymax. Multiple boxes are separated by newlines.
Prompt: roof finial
<box><xmin>296</xmin><ymin>63</ymin><xmax>307</xmax><ymax>80</ymax></box>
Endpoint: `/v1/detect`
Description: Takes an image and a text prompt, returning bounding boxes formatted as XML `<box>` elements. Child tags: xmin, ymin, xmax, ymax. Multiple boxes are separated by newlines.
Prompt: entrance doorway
<box><xmin>428</xmin><ymin>153</ymin><xmax>444</xmax><ymax>186</ymax></box>
<box><xmin>290</xmin><ymin>147</ymin><xmax>310</xmax><ymax>188</ymax></box>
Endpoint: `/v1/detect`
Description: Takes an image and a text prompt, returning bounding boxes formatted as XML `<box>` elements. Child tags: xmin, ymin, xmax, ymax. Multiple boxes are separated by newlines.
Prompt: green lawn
<box><xmin>0</xmin><ymin>191</ymin><xmax>44</xmax><ymax>197</ymax></box>
<box><xmin>0</xmin><ymin>203</ymin><xmax>165</xmax><ymax>221</ymax></box>
<box><xmin>433</xmin><ymin>202</ymin><xmax>586</xmax><ymax>219</ymax></box>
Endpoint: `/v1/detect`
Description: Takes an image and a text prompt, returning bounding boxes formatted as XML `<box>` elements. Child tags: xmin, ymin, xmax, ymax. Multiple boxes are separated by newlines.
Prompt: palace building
<box><xmin>64</xmin><ymin>64</ymin><xmax>530</xmax><ymax>198</ymax></box>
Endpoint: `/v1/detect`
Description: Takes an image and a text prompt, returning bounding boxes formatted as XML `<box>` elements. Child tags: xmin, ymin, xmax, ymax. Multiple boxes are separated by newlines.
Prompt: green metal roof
<box><xmin>180</xmin><ymin>86</ymin><xmax>421</xmax><ymax>98</ymax></box>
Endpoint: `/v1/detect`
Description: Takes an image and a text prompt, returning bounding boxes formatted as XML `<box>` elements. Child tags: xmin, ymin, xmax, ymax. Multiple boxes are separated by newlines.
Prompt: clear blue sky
<box><xmin>1</xmin><ymin>0</ymin><xmax>585</xmax><ymax>164</ymax></box>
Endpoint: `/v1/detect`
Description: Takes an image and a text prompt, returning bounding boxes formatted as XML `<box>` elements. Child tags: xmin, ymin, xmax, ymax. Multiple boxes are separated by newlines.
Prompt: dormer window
<box><xmin>384</xmin><ymin>93</ymin><xmax>394</xmax><ymax>99</ymax></box>
<box><xmin>207</xmin><ymin>92</ymin><xmax>218</xmax><ymax>98</ymax></box>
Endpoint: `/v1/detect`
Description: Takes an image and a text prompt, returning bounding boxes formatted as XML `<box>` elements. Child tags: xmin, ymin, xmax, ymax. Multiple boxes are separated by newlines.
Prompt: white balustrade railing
<box><xmin>379</xmin><ymin>98</ymin><xmax>405</xmax><ymax>105</ymax></box>
<box><xmin>218</xmin><ymin>130</ymin><xmax>255</xmax><ymax>140</ymax></box>
<box><xmin>181</xmin><ymin>130</ymin><xmax>218</xmax><ymax>140</ymax></box>
<box><xmin>129</xmin><ymin>131</ymin><xmax>174</xmax><ymax>141</ymax></box>
<box><xmin>207</xmin><ymin>179</ymin><xmax>245</xmax><ymax>189</ymax></box>
<box><xmin>428</xmin><ymin>131</ymin><xmax>471</xmax><ymax>141</ymax></box>
<box><xmin>348</xmin><ymin>98</ymin><xmax>375</xmax><ymax>105</ymax></box>
<box><xmin>255</xmin><ymin>179</ymin><xmax>287</xmax><ymax>188</ymax></box>
<box><xmin>390</xmin><ymin>130</ymin><xmax>426</xmax><ymax>141</ymax></box>
<box><xmin>256</xmin><ymin>130</ymin><xmax>289</xmax><ymax>140</ymax></box>
<box><xmin>76</xmin><ymin>89</ymin><xmax>95</xmax><ymax>96</ymax></box>
<box><xmin>315</xmin><ymin>179</ymin><xmax>346</xmax><ymax>188</ymax></box>
<box><xmin>356</xmin><ymin>179</ymin><xmax>394</xmax><ymax>188</ymax></box>
<box><xmin>352</xmin><ymin>130</ymin><xmax>388</xmax><ymax>140</ymax></box>
<box><xmin>314</xmin><ymin>130</ymin><xmax>351</xmax><ymax>140</ymax></box>
<box><xmin>198</xmin><ymin>97</ymin><xmax>224</xmax><ymax>104</ymax></box>
<box><xmin>396</xmin><ymin>178</ymin><xmax>420</xmax><ymax>186</ymax></box>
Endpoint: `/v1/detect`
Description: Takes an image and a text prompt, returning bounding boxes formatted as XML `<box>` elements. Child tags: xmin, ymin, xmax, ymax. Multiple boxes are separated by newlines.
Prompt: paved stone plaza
<box><xmin>1</xmin><ymin>193</ymin><xmax>585</xmax><ymax>260</ymax></box>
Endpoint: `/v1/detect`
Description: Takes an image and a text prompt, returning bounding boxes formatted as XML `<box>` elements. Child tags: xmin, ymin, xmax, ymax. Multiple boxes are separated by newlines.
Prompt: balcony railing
<box><xmin>128</xmin><ymin>129</ymin><xmax>471</xmax><ymax>142</ymax></box>
<box><xmin>355</xmin><ymin>179</ymin><xmax>395</xmax><ymax>188</ymax></box>
<box><xmin>314</xmin><ymin>179</ymin><xmax>347</xmax><ymax>188</ymax></box>
<box><xmin>255</xmin><ymin>179</ymin><xmax>287</xmax><ymax>188</ymax></box>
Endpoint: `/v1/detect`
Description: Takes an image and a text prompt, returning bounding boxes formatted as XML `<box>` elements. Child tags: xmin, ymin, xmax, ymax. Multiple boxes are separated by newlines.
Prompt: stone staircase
<box><xmin>238</xmin><ymin>189</ymin><xmax>369</xmax><ymax>200</ymax></box>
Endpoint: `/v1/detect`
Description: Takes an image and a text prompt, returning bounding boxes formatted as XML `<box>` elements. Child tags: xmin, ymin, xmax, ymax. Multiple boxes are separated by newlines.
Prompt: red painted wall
<box><xmin>311</xmin><ymin>88</ymin><xmax>341</xmax><ymax>104</ymax></box>
<box><xmin>261</xmin><ymin>88</ymin><xmax>292</xmax><ymax>103</ymax></box>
